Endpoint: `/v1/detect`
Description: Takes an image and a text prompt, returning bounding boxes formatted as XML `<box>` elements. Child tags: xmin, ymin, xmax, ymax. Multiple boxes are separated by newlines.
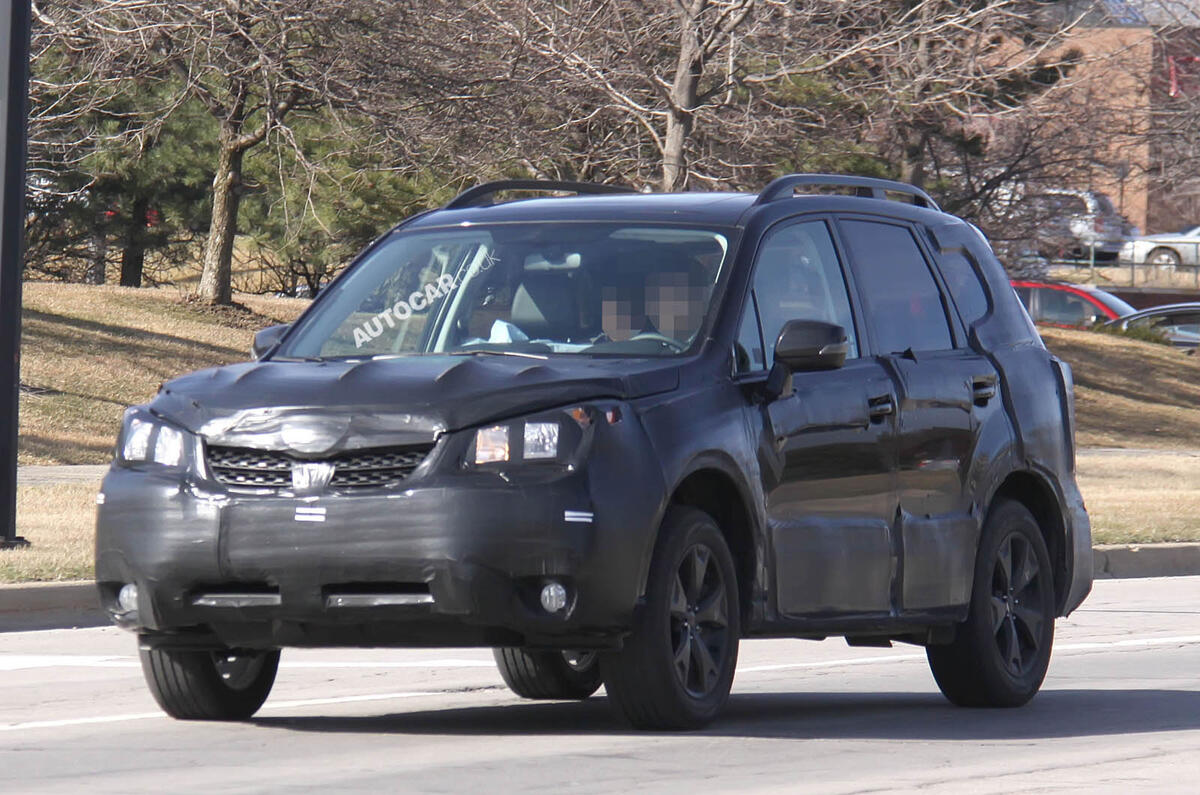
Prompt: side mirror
<box><xmin>252</xmin><ymin>324</ymin><xmax>289</xmax><ymax>360</ymax></box>
<box><xmin>774</xmin><ymin>319</ymin><xmax>848</xmax><ymax>372</ymax></box>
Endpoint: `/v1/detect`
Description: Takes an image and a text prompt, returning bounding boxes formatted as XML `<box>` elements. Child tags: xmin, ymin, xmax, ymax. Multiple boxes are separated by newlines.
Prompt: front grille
<box><xmin>206</xmin><ymin>444</ymin><xmax>434</xmax><ymax>491</ymax></box>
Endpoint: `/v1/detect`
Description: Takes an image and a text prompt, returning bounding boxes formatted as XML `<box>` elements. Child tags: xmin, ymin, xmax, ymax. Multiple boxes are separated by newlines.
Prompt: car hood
<box><xmin>149</xmin><ymin>355</ymin><xmax>680</xmax><ymax>453</ymax></box>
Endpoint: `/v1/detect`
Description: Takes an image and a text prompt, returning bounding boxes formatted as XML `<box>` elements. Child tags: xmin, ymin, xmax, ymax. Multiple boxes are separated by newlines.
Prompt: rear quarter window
<box><xmin>937</xmin><ymin>252</ymin><xmax>989</xmax><ymax>327</ymax></box>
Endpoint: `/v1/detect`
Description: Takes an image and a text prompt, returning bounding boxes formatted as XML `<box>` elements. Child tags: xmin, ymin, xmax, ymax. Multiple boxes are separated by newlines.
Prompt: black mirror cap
<box><xmin>774</xmin><ymin>319</ymin><xmax>848</xmax><ymax>372</ymax></box>
<box><xmin>252</xmin><ymin>324</ymin><xmax>290</xmax><ymax>360</ymax></box>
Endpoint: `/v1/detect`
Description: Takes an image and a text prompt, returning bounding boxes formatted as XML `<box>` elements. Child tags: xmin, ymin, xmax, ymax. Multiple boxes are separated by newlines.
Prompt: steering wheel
<box><xmin>630</xmin><ymin>332</ymin><xmax>688</xmax><ymax>352</ymax></box>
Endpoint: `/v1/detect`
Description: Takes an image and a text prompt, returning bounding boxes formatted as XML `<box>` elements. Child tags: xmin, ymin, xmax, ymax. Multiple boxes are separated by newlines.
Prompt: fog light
<box><xmin>540</xmin><ymin>582</ymin><xmax>568</xmax><ymax>614</ymax></box>
<box><xmin>117</xmin><ymin>583</ymin><xmax>139</xmax><ymax>613</ymax></box>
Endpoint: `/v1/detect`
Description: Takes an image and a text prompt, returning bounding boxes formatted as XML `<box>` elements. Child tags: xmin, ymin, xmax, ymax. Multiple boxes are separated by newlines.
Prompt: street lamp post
<box><xmin>1</xmin><ymin>0</ymin><xmax>31</xmax><ymax>549</ymax></box>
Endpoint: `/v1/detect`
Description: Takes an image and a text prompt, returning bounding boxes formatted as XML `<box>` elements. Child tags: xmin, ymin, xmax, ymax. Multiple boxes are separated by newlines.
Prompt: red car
<box><xmin>1011</xmin><ymin>281</ymin><xmax>1136</xmax><ymax>328</ymax></box>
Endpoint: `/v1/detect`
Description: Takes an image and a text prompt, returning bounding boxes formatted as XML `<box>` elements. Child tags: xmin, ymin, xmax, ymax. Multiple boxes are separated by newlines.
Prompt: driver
<box><xmin>600</xmin><ymin>270</ymin><xmax>704</xmax><ymax>345</ymax></box>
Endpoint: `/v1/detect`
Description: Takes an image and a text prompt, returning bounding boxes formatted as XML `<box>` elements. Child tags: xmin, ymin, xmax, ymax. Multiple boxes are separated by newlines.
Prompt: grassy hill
<box><xmin>18</xmin><ymin>283</ymin><xmax>307</xmax><ymax>465</ymax></box>
<box><xmin>1039</xmin><ymin>327</ymin><xmax>1200</xmax><ymax>450</ymax></box>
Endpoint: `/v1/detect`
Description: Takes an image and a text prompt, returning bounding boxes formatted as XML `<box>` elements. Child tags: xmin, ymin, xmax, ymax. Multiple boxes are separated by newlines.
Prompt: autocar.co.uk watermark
<box><xmin>353</xmin><ymin>273</ymin><xmax>459</xmax><ymax>348</ymax></box>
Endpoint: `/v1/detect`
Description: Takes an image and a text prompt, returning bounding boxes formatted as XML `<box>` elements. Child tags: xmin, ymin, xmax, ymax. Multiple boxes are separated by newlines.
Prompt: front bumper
<box><xmin>95</xmin><ymin>437</ymin><xmax>666</xmax><ymax>649</ymax></box>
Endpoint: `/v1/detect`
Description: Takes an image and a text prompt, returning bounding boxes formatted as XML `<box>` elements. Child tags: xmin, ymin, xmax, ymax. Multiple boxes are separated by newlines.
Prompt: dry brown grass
<box><xmin>1</xmin><ymin>484</ymin><xmax>98</xmax><ymax>583</ymax></box>
<box><xmin>18</xmin><ymin>283</ymin><xmax>307</xmax><ymax>465</ymax></box>
<box><xmin>1076</xmin><ymin>452</ymin><xmax>1200</xmax><ymax>545</ymax></box>
<box><xmin>1040</xmin><ymin>326</ymin><xmax>1200</xmax><ymax>450</ymax></box>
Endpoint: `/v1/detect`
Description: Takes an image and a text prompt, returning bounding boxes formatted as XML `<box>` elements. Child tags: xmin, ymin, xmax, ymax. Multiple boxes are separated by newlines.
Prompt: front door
<box><xmin>742</xmin><ymin>218</ymin><xmax>900</xmax><ymax>617</ymax></box>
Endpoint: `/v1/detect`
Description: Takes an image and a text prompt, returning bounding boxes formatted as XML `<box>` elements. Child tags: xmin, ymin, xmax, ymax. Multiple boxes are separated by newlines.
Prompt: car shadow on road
<box><xmin>252</xmin><ymin>688</ymin><xmax>1200</xmax><ymax>740</ymax></box>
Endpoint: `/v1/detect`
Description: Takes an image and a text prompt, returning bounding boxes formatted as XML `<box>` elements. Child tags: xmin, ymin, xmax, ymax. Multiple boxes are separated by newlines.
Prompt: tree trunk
<box><xmin>119</xmin><ymin>195</ymin><xmax>150</xmax><ymax>287</ymax></box>
<box><xmin>661</xmin><ymin>7</ymin><xmax>703</xmax><ymax>192</ymax></box>
<box><xmin>899</xmin><ymin>130</ymin><xmax>930</xmax><ymax>191</ymax></box>
<box><xmin>86</xmin><ymin>226</ymin><xmax>107</xmax><ymax>285</ymax></box>
<box><xmin>197</xmin><ymin>139</ymin><xmax>246</xmax><ymax>305</ymax></box>
<box><xmin>662</xmin><ymin>110</ymin><xmax>692</xmax><ymax>192</ymax></box>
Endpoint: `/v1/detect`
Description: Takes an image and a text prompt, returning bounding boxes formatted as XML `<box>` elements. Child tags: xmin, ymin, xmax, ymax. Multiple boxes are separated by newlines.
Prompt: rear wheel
<box><xmin>139</xmin><ymin>646</ymin><xmax>280</xmax><ymax>720</ymax></box>
<box><xmin>927</xmin><ymin>499</ymin><xmax>1055</xmax><ymax>707</ymax></box>
<box><xmin>492</xmin><ymin>648</ymin><xmax>603</xmax><ymax>700</ymax></box>
<box><xmin>1148</xmin><ymin>247</ymin><xmax>1181</xmax><ymax>268</ymax></box>
<box><xmin>601</xmin><ymin>506</ymin><xmax>740</xmax><ymax>729</ymax></box>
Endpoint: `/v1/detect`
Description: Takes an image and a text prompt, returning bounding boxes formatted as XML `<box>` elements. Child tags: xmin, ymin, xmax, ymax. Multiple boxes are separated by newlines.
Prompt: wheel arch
<box><xmin>1147</xmin><ymin>244</ymin><xmax>1181</xmax><ymax>264</ymax></box>
<box><xmin>989</xmin><ymin>470</ymin><xmax>1071</xmax><ymax>615</ymax></box>
<box><xmin>665</xmin><ymin>458</ymin><xmax>762</xmax><ymax>628</ymax></box>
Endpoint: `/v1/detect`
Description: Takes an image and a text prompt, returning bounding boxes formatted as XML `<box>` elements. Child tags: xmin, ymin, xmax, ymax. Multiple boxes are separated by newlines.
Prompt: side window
<box><xmin>840</xmin><ymin>219</ymin><xmax>953</xmax><ymax>354</ymax></box>
<box><xmin>749</xmin><ymin>220</ymin><xmax>859</xmax><ymax>368</ymax></box>
<box><xmin>734</xmin><ymin>291</ymin><xmax>765</xmax><ymax>373</ymax></box>
<box><xmin>937</xmin><ymin>250</ymin><xmax>989</xmax><ymax>327</ymax></box>
<box><xmin>1038</xmin><ymin>290</ymin><xmax>1099</xmax><ymax>326</ymax></box>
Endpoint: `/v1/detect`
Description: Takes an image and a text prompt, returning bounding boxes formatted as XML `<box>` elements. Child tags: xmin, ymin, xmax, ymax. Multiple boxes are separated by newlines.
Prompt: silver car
<box><xmin>1120</xmin><ymin>225</ymin><xmax>1200</xmax><ymax>268</ymax></box>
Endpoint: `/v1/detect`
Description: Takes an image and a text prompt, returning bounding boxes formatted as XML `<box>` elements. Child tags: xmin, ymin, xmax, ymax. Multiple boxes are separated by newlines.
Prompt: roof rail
<box><xmin>444</xmin><ymin>179</ymin><xmax>636</xmax><ymax>210</ymax></box>
<box><xmin>755</xmin><ymin>174</ymin><xmax>940</xmax><ymax>211</ymax></box>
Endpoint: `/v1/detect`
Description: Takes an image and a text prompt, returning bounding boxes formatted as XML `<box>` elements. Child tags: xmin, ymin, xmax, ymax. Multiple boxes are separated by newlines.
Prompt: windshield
<box><xmin>277</xmin><ymin>223</ymin><xmax>731</xmax><ymax>359</ymax></box>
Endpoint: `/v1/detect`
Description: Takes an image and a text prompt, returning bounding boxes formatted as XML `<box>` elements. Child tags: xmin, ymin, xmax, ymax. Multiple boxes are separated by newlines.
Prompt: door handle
<box><xmin>868</xmin><ymin>394</ymin><xmax>894</xmax><ymax>420</ymax></box>
<box><xmin>972</xmin><ymin>375</ymin><xmax>997</xmax><ymax>405</ymax></box>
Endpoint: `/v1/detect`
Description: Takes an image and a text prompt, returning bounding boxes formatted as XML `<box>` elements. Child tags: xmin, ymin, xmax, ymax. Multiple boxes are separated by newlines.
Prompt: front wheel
<box><xmin>139</xmin><ymin>646</ymin><xmax>280</xmax><ymax>720</ymax></box>
<box><xmin>492</xmin><ymin>648</ymin><xmax>603</xmax><ymax>700</ymax></box>
<box><xmin>601</xmin><ymin>506</ymin><xmax>740</xmax><ymax>730</ymax></box>
<box><xmin>1148</xmin><ymin>247</ymin><xmax>1181</xmax><ymax>268</ymax></box>
<box><xmin>927</xmin><ymin>499</ymin><xmax>1055</xmax><ymax>707</ymax></box>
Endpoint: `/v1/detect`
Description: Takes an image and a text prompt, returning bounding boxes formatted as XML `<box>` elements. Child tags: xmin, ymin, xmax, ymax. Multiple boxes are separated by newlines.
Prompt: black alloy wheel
<box><xmin>602</xmin><ymin>506</ymin><xmax>740</xmax><ymax>729</ymax></box>
<box><xmin>669</xmin><ymin>544</ymin><xmax>733</xmax><ymax>699</ymax></box>
<box><xmin>990</xmin><ymin>531</ymin><xmax>1048</xmax><ymax>678</ymax></box>
<box><xmin>927</xmin><ymin>498</ymin><xmax>1056</xmax><ymax>708</ymax></box>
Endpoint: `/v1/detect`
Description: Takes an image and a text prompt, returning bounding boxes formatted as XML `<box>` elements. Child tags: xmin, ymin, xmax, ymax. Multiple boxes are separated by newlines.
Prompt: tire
<box><xmin>1148</xmin><ymin>247</ymin><xmax>1181</xmax><ymax>268</ymax></box>
<box><xmin>492</xmin><ymin>648</ymin><xmax>603</xmax><ymax>700</ymax></box>
<box><xmin>601</xmin><ymin>506</ymin><xmax>740</xmax><ymax>730</ymax></box>
<box><xmin>139</xmin><ymin>646</ymin><xmax>280</xmax><ymax>720</ymax></box>
<box><xmin>927</xmin><ymin>499</ymin><xmax>1055</xmax><ymax>707</ymax></box>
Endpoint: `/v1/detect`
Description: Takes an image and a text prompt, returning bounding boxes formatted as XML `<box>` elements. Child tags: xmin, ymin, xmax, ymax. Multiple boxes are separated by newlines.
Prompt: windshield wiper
<box><xmin>448</xmin><ymin>349</ymin><xmax>549</xmax><ymax>360</ymax></box>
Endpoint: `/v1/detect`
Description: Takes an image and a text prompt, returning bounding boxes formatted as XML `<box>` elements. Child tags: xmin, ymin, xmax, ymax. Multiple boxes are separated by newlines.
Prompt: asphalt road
<box><xmin>2</xmin><ymin>576</ymin><xmax>1197</xmax><ymax>794</ymax></box>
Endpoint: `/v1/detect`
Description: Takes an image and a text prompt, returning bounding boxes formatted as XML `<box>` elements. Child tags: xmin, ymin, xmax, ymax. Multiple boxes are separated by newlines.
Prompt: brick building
<box><xmin>1056</xmin><ymin>1</ymin><xmax>1200</xmax><ymax>233</ymax></box>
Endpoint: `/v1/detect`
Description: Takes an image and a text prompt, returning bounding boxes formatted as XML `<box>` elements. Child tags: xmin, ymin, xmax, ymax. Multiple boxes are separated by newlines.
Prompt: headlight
<box><xmin>523</xmin><ymin>422</ymin><xmax>559</xmax><ymax>460</ymax></box>
<box><xmin>475</xmin><ymin>425</ymin><xmax>510</xmax><ymax>464</ymax></box>
<box><xmin>468</xmin><ymin>407</ymin><xmax>593</xmax><ymax>467</ymax></box>
<box><xmin>117</xmin><ymin>408</ymin><xmax>195</xmax><ymax>469</ymax></box>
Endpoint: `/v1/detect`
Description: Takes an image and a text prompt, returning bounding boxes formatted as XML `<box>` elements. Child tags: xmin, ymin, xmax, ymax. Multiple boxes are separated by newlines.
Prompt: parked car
<box><xmin>1011</xmin><ymin>280</ymin><xmax>1136</xmax><ymax>327</ymax></box>
<box><xmin>1026</xmin><ymin>189</ymin><xmax>1127</xmax><ymax>261</ymax></box>
<box><xmin>96</xmin><ymin>175</ymin><xmax>1092</xmax><ymax>730</ymax></box>
<box><xmin>1103</xmin><ymin>302</ymin><xmax>1200</xmax><ymax>348</ymax></box>
<box><xmin>1119</xmin><ymin>225</ymin><xmax>1200</xmax><ymax>268</ymax></box>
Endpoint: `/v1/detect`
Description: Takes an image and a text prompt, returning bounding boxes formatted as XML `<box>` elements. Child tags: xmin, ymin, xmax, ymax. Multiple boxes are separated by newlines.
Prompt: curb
<box><xmin>3</xmin><ymin>543</ymin><xmax>1199</xmax><ymax>631</ymax></box>
<box><xmin>1093</xmin><ymin>542</ymin><xmax>1200</xmax><ymax>579</ymax></box>
<box><xmin>0</xmin><ymin>581</ymin><xmax>104</xmax><ymax>632</ymax></box>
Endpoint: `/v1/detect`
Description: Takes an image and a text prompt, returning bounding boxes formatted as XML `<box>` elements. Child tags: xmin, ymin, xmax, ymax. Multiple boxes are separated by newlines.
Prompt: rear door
<box><xmin>836</xmin><ymin>217</ymin><xmax>997</xmax><ymax>612</ymax></box>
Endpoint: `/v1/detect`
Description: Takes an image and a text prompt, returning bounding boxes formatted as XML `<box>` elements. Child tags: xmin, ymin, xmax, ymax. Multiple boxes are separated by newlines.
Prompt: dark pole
<box><xmin>0</xmin><ymin>0</ymin><xmax>31</xmax><ymax>549</ymax></box>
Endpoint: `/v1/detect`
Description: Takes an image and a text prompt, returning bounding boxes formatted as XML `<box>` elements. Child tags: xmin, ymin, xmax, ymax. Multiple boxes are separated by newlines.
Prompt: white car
<box><xmin>1120</xmin><ymin>225</ymin><xmax>1200</xmax><ymax>268</ymax></box>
